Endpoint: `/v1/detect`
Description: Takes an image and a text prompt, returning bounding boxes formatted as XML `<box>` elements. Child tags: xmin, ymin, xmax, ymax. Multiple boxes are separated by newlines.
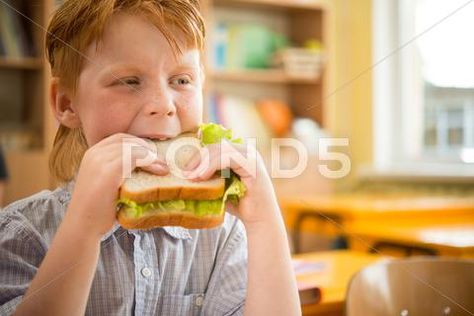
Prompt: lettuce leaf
<box><xmin>224</xmin><ymin>175</ymin><xmax>247</xmax><ymax>206</ymax></box>
<box><xmin>200</xmin><ymin>123</ymin><xmax>243</xmax><ymax>145</ymax></box>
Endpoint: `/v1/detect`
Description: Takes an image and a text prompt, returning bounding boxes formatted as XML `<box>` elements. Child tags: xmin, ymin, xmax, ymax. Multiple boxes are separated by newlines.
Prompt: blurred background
<box><xmin>1</xmin><ymin>0</ymin><xmax>473</xmax><ymax>314</ymax></box>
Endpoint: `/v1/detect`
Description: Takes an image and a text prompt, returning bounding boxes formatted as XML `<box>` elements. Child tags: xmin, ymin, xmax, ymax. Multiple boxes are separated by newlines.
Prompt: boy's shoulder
<box><xmin>0</xmin><ymin>185</ymin><xmax>70</xmax><ymax>244</ymax></box>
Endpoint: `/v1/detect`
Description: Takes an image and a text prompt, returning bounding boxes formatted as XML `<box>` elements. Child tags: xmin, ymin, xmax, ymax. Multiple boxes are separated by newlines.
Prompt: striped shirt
<box><xmin>0</xmin><ymin>182</ymin><xmax>247</xmax><ymax>315</ymax></box>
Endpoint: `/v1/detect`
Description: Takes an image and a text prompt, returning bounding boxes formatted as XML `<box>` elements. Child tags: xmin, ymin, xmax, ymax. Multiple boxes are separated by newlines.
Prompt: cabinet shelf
<box><xmin>0</xmin><ymin>57</ymin><xmax>44</xmax><ymax>70</ymax></box>
<box><xmin>214</xmin><ymin>0</ymin><xmax>327</xmax><ymax>11</ymax></box>
<box><xmin>211</xmin><ymin>68</ymin><xmax>321</xmax><ymax>84</ymax></box>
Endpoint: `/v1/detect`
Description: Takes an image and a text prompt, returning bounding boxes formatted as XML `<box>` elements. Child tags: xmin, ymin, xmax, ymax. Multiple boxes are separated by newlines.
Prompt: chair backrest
<box><xmin>345</xmin><ymin>258</ymin><xmax>474</xmax><ymax>316</ymax></box>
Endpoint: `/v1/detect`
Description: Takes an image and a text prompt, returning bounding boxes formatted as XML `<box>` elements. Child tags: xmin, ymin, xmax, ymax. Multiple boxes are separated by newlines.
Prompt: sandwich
<box><xmin>116</xmin><ymin>123</ymin><xmax>246</xmax><ymax>230</ymax></box>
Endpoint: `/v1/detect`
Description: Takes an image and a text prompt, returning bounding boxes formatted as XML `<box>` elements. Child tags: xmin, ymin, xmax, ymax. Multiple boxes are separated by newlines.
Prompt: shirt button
<box><xmin>195</xmin><ymin>295</ymin><xmax>204</xmax><ymax>307</ymax></box>
<box><xmin>141</xmin><ymin>267</ymin><xmax>152</xmax><ymax>278</ymax></box>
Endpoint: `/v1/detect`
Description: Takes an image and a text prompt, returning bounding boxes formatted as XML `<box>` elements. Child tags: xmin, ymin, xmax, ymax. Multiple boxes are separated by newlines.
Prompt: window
<box><xmin>372</xmin><ymin>0</ymin><xmax>474</xmax><ymax>176</ymax></box>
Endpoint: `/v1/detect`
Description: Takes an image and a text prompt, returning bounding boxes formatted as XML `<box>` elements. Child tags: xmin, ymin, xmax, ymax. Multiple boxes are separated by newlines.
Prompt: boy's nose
<box><xmin>144</xmin><ymin>94</ymin><xmax>176</xmax><ymax>117</ymax></box>
<box><xmin>147</xmin><ymin>104</ymin><xmax>176</xmax><ymax>117</ymax></box>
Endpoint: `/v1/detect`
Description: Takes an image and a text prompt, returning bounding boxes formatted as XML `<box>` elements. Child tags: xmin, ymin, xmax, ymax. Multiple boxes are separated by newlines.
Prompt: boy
<box><xmin>0</xmin><ymin>1</ymin><xmax>300</xmax><ymax>315</ymax></box>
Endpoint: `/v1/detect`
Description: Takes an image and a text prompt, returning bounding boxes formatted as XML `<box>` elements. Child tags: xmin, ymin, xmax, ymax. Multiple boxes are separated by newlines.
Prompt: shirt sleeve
<box><xmin>0</xmin><ymin>211</ymin><xmax>46</xmax><ymax>315</ymax></box>
<box><xmin>202</xmin><ymin>215</ymin><xmax>248</xmax><ymax>316</ymax></box>
<box><xmin>0</xmin><ymin>148</ymin><xmax>8</xmax><ymax>180</ymax></box>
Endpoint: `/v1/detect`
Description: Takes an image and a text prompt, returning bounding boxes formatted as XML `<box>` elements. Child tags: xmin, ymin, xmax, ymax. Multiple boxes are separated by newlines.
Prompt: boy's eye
<box><xmin>170</xmin><ymin>75</ymin><xmax>192</xmax><ymax>86</ymax></box>
<box><xmin>117</xmin><ymin>77</ymin><xmax>140</xmax><ymax>86</ymax></box>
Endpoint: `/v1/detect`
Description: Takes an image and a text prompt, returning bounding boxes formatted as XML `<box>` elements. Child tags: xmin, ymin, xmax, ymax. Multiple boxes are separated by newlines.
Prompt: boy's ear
<box><xmin>50</xmin><ymin>77</ymin><xmax>81</xmax><ymax>128</ymax></box>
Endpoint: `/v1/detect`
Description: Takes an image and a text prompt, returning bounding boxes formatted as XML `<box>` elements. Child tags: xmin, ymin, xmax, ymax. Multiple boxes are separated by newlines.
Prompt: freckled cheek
<box><xmin>82</xmin><ymin>94</ymin><xmax>137</xmax><ymax>142</ymax></box>
<box><xmin>175</xmin><ymin>91</ymin><xmax>203</xmax><ymax>128</ymax></box>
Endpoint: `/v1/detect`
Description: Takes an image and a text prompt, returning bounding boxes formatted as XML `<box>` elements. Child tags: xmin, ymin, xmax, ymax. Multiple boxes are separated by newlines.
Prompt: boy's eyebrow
<box><xmin>98</xmin><ymin>62</ymin><xmax>199</xmax><ymax>77</ymax></box>
<box><xmin>173</xmin><ymin>63</ymin><xmax>200</xmax><ymax>73</ymax></box>
<box><xmin>173</xmin><ymin>52</ymin><xmax>201</xmax><ymax>72</ymax></box>
<box><xmin>98</xmin><ymin>63</ymin><xmax>142</xmax><ymax>78</ymax></box>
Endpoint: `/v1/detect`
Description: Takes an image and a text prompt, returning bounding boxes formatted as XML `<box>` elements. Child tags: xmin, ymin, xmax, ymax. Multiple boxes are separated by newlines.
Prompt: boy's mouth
<box><xmin>138</xmin><ymin>134</ymin><xmax>175</xmax><ymax>141</ymax></box>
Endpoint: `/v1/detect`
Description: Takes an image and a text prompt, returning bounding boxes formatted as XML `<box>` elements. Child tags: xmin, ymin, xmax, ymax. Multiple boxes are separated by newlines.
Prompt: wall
<box><xmin>326</xmin><ymin>0</ymin><xmax>373</xmax><ymax>191</ymax></box>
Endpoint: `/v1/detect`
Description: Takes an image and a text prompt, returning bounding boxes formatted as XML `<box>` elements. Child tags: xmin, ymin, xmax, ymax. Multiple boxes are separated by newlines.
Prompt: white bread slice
<box><xmin>120</xmin><ymin>171</ymin><xmax>225</xmax><ymax>203</ymax></box>
<box><xmin>119</xmin><ymin>133</ymin><xmax>225</xmax><ymax>203</ymax></box>
<box><xmin>152</xmin><ymin>132</ymin><xmax>199</xmax><ymax>172</ymax></box>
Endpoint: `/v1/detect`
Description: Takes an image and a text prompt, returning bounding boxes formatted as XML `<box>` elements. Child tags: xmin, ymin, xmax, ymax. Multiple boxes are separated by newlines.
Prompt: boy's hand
<box><xmin>184</xmin><ymin>141</ymin><xmax>280</xmax><ymax>228</ymax></box>
<box><xmin>67</xmin><ymin>133</ymin><xmax>168</xmax><ymax>237</ymax></box>
<box><xmin>185</xmin><ymin>141</ymin><xmax>301</xmax><ymax>316</ymax></box>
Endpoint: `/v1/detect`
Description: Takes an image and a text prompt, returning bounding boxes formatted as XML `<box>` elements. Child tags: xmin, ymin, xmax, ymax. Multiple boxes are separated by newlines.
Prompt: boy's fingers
<box><xmin>98</xmin><ymin>147</ymin><xmax>168</xmax><ymax>181</ymax></box>
<box><xmin>182</xmin><ymin>149</ymin><xmax>207</xmax><ymax>176</ymax></box>
<box><xmin>140</xmin><ymin>162</ymin><xmax>170</xmax><ymax>175</ymax></box>
<box><xmin>117</xmin><ymin>135</ymin><xmax>171</xmax><ymax>168</ymax></box>
<box><xmin>187</xmin><ymin>144</ymin><xmax>256</xmax><ymax>181</ymax></box>
<box><xmin>124</xmin><ymin>137</ymin><xmax>157</xmax><ymax>155</ymax></box>
<box><xmin>100</xmin><ymin>133</ymin><xmax>157</xmax><ymax>153</ymax></box>
<box><xmin>189</xmin><ymin>155</ymin><xmax>224</xmax><ymax>180</ymax></box>
<box><xmin>183</xmin><ymin>146</ymin><xmax>218</xmax><ymax>179</ymax></box>
<box><xmin>185</xmin><ymin>145</ymin><xmax>221</xmax><ymax>179</ymax></box>
<box><xmin>106</xmin><ymin>143</ymin><xmax>160</xmax><ymax>172</ymax></box>
<box><xmin>183</xmin><ymin>153</ymin><xmax>202</xmax><ymax>171</ymax></box>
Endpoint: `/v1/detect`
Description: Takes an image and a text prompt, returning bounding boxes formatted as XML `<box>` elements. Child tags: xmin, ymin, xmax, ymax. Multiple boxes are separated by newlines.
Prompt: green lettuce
<box><xmin>200</xmin><ymin>123</ymin><xmax>243</xmax><ymax>145</ymax></box>
<box><xmin>117</xmin><ymin>197</ymin><xmax>221</xmax><ymax>218</ymax></box>
<box><xmin>224</xmin><ymin>175</ymin><xmax>247</xmax><ymax>206</ymax></box>
<box><xmin>117</xmin><ymin>123</ymin><xmax>247</xmax><ymax>219</ymax></box>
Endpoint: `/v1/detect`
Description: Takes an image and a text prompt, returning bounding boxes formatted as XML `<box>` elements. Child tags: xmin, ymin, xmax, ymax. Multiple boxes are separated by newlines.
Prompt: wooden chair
<box><xmin>345</xmin><ymin>258</ymin><xmax>474</xmax><ymax>316</ymax></box>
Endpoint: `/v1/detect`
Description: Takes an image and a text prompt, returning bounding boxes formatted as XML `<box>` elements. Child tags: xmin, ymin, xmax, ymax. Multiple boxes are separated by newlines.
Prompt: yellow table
<box><xmin>281</xmin><ymin>195</ymin><xmax>474</xmax><ymax>253</ymax></box>
<box><xmin>293</xmin><ymin>250</ymin><xmax>385</xmax><ymax>316</ymax></box>
<box><xmin>347</xmin><ymin>223</ymin><xmax>474</xmax><ymax>258</ymax></box>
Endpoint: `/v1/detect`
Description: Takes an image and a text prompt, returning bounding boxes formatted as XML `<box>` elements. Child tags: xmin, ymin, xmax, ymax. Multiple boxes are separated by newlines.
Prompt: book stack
<box><xmin>0</xmin><ymin>5</ymin><xmax>35</xmax><ymax>59</ymax></box>
<box><xmin>0</xmin><ymin>127</ymin><xmax>36</xmax><ymax>151</ymax></box>
<box><xmin>292</xmin><ymin>259</ymin><xmax>326</xmax><ymax>305</ymax></box>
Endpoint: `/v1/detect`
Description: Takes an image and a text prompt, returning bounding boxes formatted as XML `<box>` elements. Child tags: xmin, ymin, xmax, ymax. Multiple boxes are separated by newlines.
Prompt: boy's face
<box><xmin>73</xmin><ymin>13</ymin><xmax>203</xmax><ymax>146</ymax></box>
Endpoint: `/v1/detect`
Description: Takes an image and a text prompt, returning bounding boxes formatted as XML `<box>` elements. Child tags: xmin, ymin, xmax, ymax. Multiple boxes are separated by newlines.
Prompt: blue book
<box><xmin>0</xmin><ymin>6</ymin><xmax>20</xmax><ymax>58</ymax></box>
<box><xmin>7</xmin><ymin>7</ymin><xmax>28</xmax><ymax>57</ymax></box>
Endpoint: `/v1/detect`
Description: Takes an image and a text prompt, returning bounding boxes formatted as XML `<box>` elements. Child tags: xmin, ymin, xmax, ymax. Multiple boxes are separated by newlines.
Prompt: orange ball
<box><xmin>256</xmin><ymin>99</ymin><xmax>293</xmax><ymax>137</ymax></box>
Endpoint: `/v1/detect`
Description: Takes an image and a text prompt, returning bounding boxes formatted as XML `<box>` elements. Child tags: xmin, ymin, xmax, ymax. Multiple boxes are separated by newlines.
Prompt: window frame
<box><xmin>369</xmin><ymin>0</ymin><xmax>474</xmax><ymax>180</ymax></box>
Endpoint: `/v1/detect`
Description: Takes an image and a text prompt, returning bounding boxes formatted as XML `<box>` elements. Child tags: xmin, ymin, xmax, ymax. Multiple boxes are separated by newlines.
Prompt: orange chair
<box><xmin>345</xmin><ymin>258</ymin><xmax>474</xmax><ymax>316</ymax></box>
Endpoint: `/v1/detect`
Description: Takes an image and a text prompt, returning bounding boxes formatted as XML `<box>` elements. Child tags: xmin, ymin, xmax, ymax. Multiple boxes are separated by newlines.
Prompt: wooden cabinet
<box><xmin>1</xmin><ymin>0</ymin><xmax>55</xmax><ymax>204</ymax></box>
<box><xmin>203</xmin><ymin>0</ymin><xmax>331</xmax><ymax>126</ymax></box>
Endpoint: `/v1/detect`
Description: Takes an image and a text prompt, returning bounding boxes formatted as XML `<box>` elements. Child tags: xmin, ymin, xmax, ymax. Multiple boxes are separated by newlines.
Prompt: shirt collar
<box><xmin>161</xmin><ymin>226</ymin><xmax>193</xmax><ymax>240</ymax></box>
<box><xmin>61</xmin><ymin>179</ymin><xmax>193</xmax><ymax>241</ymax></box>
<box><xmin>62</xmin><ymin>178</ymin><xmax>76</xmax><ymax>200</ymax></box>
<box><xmin>100</xmin><ymin>224</ymin><xmax>193</xmax><ymax>241</ymax></box>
